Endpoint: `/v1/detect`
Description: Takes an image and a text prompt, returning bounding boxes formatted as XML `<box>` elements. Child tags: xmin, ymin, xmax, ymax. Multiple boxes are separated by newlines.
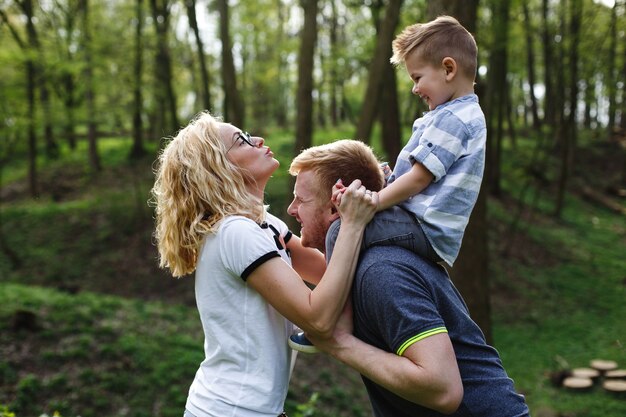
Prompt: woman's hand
<box><xmin>333</xmin><ymin>179</ymin><xmax>378</xmax><ymax>226</ymax></box>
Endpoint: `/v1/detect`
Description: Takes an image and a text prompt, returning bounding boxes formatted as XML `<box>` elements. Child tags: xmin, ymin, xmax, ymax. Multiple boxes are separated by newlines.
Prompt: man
<box><xmin>287</xmin><ymin>140</ymin><xmax>530</xmax><ymax>417</ymax></box>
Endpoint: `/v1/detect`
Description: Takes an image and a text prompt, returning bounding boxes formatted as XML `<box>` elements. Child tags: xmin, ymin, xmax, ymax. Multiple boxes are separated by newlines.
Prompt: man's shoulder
<box><xmin>358</xmin><ymin>246</ymin><xmax>446</xmax><ymax>279</ymax></box>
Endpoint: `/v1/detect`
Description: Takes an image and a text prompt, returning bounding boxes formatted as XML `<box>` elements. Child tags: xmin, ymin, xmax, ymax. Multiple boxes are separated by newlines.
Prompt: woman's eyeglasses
<box><xmin>227</xmin><ymin>131</ymin><xmax>255</xmax><ymax>153</ymax></box>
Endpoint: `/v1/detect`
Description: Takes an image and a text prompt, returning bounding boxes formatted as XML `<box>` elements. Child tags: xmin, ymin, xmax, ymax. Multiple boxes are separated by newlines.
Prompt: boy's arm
<box><xmin>377</xmin><ymin>162</ymin><xmax>434</xmax><ymax>211</ymax></box>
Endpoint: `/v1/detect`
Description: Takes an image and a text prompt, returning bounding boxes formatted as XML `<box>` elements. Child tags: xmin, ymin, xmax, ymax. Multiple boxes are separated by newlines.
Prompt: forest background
<box><xmin>1</xmin><ymin>0</ymin><xmax>625</xmax><ymax>416</ymax></box>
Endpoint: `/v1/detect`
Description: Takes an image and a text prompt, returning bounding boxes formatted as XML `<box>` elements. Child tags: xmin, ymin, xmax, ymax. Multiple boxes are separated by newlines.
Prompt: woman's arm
<box><xmin>247</xmin><ymin>180</ymin><xmax>376</xmax><ymax>338</ymax></box>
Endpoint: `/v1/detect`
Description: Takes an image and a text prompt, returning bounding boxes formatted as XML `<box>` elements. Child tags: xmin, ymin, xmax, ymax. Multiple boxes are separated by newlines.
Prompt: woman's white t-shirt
<box><xmin>185</xmin><ymin>213</ymin><xmax>296</xmax><ymax>417</ymax></box>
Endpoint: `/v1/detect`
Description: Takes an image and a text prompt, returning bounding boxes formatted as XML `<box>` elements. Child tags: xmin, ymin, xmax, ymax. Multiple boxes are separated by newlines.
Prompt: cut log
<box><xmin>603</xmin><ymin>380</ymin><xmax>626</xmax><ymax>397</ymax></box>
<box><xmin>589</xmin><ymin>359</ymin><xmax>619</xmax><ymax>373</ymax></box>
<box><xmin>571</xmin><ymin>367</ymin><xmax>600</xmax><ymax>380</ymax></box>
<box><xmin>605</xmin><ymin>369</ymin><xmax>626</xmax><ymax>379</ymax></box>
<box><xmin>562</xmin><ymin>376</ymin><xmax>594</xmax><ymax>391</ymax></box>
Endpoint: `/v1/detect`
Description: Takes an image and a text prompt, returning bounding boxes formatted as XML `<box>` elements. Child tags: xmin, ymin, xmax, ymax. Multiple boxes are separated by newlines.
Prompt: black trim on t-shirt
<box><xmin>284</xmin><ymin>231</ymin><xmax>293</xmax><ymax>244</ymax></box>
<box><xmin>241</xmin><ymin>251</ymin><xmax>280</xmax><ymax>281</ymax></box>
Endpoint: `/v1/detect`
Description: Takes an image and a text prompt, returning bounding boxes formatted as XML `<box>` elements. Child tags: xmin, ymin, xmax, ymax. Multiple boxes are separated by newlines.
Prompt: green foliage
<box><xmin>1</xmin><ymin>129</ymin><xmax>626</xmax><ymax>416</ymax></box>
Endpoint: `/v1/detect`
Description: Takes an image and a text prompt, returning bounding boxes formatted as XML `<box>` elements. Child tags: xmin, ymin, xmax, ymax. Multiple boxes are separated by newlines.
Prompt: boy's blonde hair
<box><xmin>289</xmin><ymin>140</ymin><xmax>384</xmax><ymax>204</ymax></box>
<box><xmin>391</xmin><ymin>15</ymin><xmax>477</xmax><ymax>80</ymax></box>
<box><xmin>151</xmin><ymin>111</ymin><xmax>264</xmax><ymax>277</ymax></box>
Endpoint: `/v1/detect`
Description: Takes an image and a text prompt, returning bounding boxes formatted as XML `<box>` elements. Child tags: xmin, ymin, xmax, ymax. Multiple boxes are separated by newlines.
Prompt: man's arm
<box><xmin>312</xmin><ymin>328</ymin><xmax>463</xmax><ymax>414</ymax></box>
<box><xmin>286</xmin><ymin>233</ymin><xmax>326</xmax><ymax>286</ymax></box>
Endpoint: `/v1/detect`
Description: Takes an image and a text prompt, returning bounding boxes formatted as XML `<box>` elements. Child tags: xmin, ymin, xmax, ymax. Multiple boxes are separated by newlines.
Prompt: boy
<box><xmin>290</xmin><ymin>16</ymin><xmax>486</xmax><ymax>353</ymax></box>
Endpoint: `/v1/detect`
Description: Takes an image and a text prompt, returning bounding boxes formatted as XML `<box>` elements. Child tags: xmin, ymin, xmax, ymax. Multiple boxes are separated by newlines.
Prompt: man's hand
<box><xmin>306</xmin><ymin>298</ymin><xmax>354</xmax><ymax>354</ymax></box>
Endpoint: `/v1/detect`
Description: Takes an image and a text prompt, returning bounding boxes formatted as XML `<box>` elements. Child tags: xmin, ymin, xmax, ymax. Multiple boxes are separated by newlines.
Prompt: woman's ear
<box><xmin>442</xmin><ymin>57</ymin><xmax>457</xmax><ymax>80</ymax></box>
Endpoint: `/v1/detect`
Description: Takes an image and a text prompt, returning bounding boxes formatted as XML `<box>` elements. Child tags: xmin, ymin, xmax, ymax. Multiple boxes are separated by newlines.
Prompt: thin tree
<box><xmin>274</xmin><ymin>0</ymin><xmax>289</xmax><ymax>127</ymax></box>
<box><xmin>294</xmin><ymin>0</ymin><xmax>319</xmax><ymax>154</ymax></box>
<box><xmin>150</xmin><ymin>0</ymin><xmax>179</xmax><ymax>135</ymax></box>
<box><xmin>80</xmin><ymin>0</ymin><xmax>101</xmax><ymax>172</ymax></box>
<box><xmin>522</xmin><ymin>1</ymin><xmax>540</xmax><ymax>130</ymax></box>
<box><xmin>606</xmin><ymin>0</ymin><xmax>618</xmax><ymax>137</ymax></box>
<box><xmin>354</xmin><ymin>0</ymin><xmax>403</xmax><ymax>144</ymax></box>
<box><xmin>555</xmin><ymin>0</ymin><xmax>582</xmax><ymax>217</ymax></box>
<box><xmin>129</xmin><ymin>0</ymin><xmax>146</xmax><ymax>160</ymax></box>
<box><xmin>217</xmin><ymin>0</ymin><xmax>244</xmax><ymax>127</ymax></box>
<box><xmin>186</xmin><ymin>0</ymin><xmax>211</xmax><ymax>111</ymax></box>
<box><xmin>328</xmin><ymin>0</ymin><xmax>339</xmax><ymax>126</ymax></box>
<box><xmin>1</xmin><ymin>2</ymin><xmax>40</xmax><ymax>196</ymax></box>
<box><xmin>541</xmin><ymin>0</ymin><xmax>556</xmax><ymax>127</ymax></box>
<box><xmin>485</xmin><ymin>0</ymin><xmax>510</xmax><ymax>198</ymax></box>
<box><xmin>370</xmin><ymin>0</ymin><xmax>402</xmax><ymax>164</ymax></box>
<box><xmin>52</xmin><ymin>0</ymin><xmax>79</xmax><ymax>150</ymax></box>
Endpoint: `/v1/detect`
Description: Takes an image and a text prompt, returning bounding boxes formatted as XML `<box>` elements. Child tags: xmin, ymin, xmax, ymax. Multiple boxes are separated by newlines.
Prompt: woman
<box><xmin>151</xmin><ymin>111</ymin><xmax>377</xmax><ymax>417</ymax></box>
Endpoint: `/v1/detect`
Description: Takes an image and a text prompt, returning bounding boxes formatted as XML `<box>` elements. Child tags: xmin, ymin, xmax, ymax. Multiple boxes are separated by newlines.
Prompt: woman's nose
<box><xmin>255</xmin><ymin>136</ymin><xmax>264</xmax><ymax>147</ymax></box>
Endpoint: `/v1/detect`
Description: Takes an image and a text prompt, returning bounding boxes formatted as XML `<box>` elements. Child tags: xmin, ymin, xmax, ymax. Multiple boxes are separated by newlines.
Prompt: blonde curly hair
<box><xmin>151</xmin><ymin>111</ymin><xmax>265</xmax><ymax>277</ymax></box>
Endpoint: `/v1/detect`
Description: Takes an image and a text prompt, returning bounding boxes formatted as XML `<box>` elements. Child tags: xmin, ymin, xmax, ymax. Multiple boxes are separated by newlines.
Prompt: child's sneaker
<box><xmin>288</xmin><ymin>332</ymin><xmax>318</xmax><ymax>353</ymax></box>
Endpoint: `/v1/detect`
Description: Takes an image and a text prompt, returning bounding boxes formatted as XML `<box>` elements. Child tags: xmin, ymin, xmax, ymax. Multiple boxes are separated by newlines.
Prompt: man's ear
<box><xmin>442</xmin><ymin>57</ymin><xmax>457</xmax><ymax>80</ymax></box>
<box><xmin>328</xmin><ymin>203</ymin><xmax>340</xmax><ymax>222</ymax></box>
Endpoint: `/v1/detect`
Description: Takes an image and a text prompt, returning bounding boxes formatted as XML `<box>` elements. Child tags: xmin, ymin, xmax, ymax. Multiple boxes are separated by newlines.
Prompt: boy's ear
<box><xmin>442</xmin><ymin>57</ymin><xmax>457</xmax><ymax>80</ymax></box>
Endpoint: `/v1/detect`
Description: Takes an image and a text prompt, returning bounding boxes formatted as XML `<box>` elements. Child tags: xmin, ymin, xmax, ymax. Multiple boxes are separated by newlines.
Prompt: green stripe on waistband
<box><xmin>396</xmin><ymin>327</ymin><xmax>448</xmax><ymax>356</ymax></box>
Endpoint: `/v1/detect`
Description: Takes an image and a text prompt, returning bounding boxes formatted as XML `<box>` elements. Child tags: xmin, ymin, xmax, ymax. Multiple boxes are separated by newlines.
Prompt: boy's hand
<box><xmin>380</xmin><ymin>162</ymin><xmax>392</xmax><ymax>182</ymax></box>
<box><xmin>332</xmin><ymin>178</ymin><xmax>380</xmax><ymax>212</ymax></box>
<box><xmin>331</xmin><ymin>179</ymin><xmax>346</xmax><ymax>205</ymax></box>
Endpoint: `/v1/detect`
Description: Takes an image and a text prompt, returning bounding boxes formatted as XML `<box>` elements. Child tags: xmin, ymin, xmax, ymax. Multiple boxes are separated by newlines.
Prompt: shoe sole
<box><xmin>288</xmin><ymin>338</ymin><xmax>319</xmax><ymax>354</ymax></box>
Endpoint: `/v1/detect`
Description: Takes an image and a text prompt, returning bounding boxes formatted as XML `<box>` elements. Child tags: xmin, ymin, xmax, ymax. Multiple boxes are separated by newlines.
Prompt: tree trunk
<box><xmin>428</xmin><ymin>0</ymin><xmax>478</xmax><ymax>26</ymax></box>
<box><xmin>427</xmin><ymin>0</ymin><xmax>491</xmax><ymax>344</ymax></box>
<box><xmin>40</xmin><ymin>82</ymin><xmax>58</xmax><ymax>159</ymax></box>
<box><xmin>555</xmin><ymin>0</ymin><xmax>582</xmax><ymax>217</ymax></box>
<box><xmin>606</xmin><ymin>1</ymin><xmax>618</xmax><ymax>137</ymax></box>
<box><xmin>218</xmin><ymin>0</ymin><xmax>244</xmax><ymax>127</ymax></box>
<box><xmin>16</xmin><ymin>0</ymin><xmax>39</xmax><ymax>197</ymax></box>
<box><xmin>82</xmin><ymin>0</ymin><xmax>101</xmax><ymax>172</ymax></box>
<box><xmin>150</xmin><ymin>0</ymin><xmax>179</xmax><ymax>134</ymax></box>
<box><xmin>62</xmin><ymin>72</ymin><xmax>77</xmax><ymax>150</ymax></box>
<box><xmin>522</xmin><ymin>1</ymin><xmax>540</xmax><ymax>130</ymax></box>
<box><xmin>274</xmin><ymin>2</ymin><xmax>289</xmax><ymax>127</ymax></box>
<box><xmin>486</xmin><ymin>0</ymin><xmax>509</xmax><ymax>199</ymax></box>
<box><xmin>541</xmin><ymin>0</ymin><xmax>556</xmax><ymax>127</ymax></box>
<box><xmin>294</xmin><ymin>0</ymin><xmax>318</xmax><ymax>155</ymax></box>
<box><xmin>130</xmin><ymin>0</ymin><xmax>146</xmax><ymax>160</ymax></box>
<box><xmin>620</xmin><ymin>0</ymin><xmax>626</xmax><ymax>137</ymax></box>
<box><xmin>186</xmin><ymin>0</ymin><xmax>211</xmax><ymax>111</ymax></box>
<box><xmin>380</xmin><ymin>62</ymin><xmax>401</xmax><ymax>165</ymax></box>
<box><xmin>20</xmin><ymin>0</ymin><xmax>58</xmax><ymax>159</ymax></box>
<box><xmin>329</xmin><ymin>0</ymin><xmax>339</xmax><ymax>126</ymax></box>
<box><xmin>354</xmin><ymin>0</ymin><xmax>403</xmax><ymax>144</ymax></box>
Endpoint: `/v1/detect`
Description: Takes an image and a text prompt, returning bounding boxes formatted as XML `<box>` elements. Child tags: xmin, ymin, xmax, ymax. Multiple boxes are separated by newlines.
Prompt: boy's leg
<box><xmin>325</xmin><ymin>207</ymin><xmax>441</xmax><ymax>263</ymax></box>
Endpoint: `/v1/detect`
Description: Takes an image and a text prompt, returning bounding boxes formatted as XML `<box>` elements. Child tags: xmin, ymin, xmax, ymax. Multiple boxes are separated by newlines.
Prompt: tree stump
<box><xmin>590</xmin><ymin>359</ymin><xmax>618</xmax><ymax>373</ymax></box>
<box><xmin>605</xmin><ymin>369</ymin><xmax>626</xmax><ymax>380</ymax></box>
<box><xmin>571</xmin><ymin>367</ymin><xmax>600</xmax><ymax>380</ymax></box>
<box><xmin>603</xmin><ymin>380</ymin><xmax>626</xmax><ymax>397</ymax></box>
<box><xmin>562</xmin><ymin>376</ymin><xmax>594</xmax><ymax>391</ymax></box>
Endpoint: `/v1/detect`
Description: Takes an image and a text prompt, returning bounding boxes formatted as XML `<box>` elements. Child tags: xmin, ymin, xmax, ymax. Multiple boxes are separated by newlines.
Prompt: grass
<box><xmin>1</xmin><ymin>129</ymin><xmax>625</xmax><ymax>416</ymax></box>
<box><xmin>0</xmin><ymin>283</ymin><xmax>202</xmax><ymax>417</ymax></box>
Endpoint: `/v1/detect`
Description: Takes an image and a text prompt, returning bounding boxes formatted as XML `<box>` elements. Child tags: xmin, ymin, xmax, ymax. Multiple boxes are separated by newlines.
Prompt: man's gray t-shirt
<box><xmin>352</xmin><ymin>246</ymin><xmax>530</xmax><ymax>417</ymax></box>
